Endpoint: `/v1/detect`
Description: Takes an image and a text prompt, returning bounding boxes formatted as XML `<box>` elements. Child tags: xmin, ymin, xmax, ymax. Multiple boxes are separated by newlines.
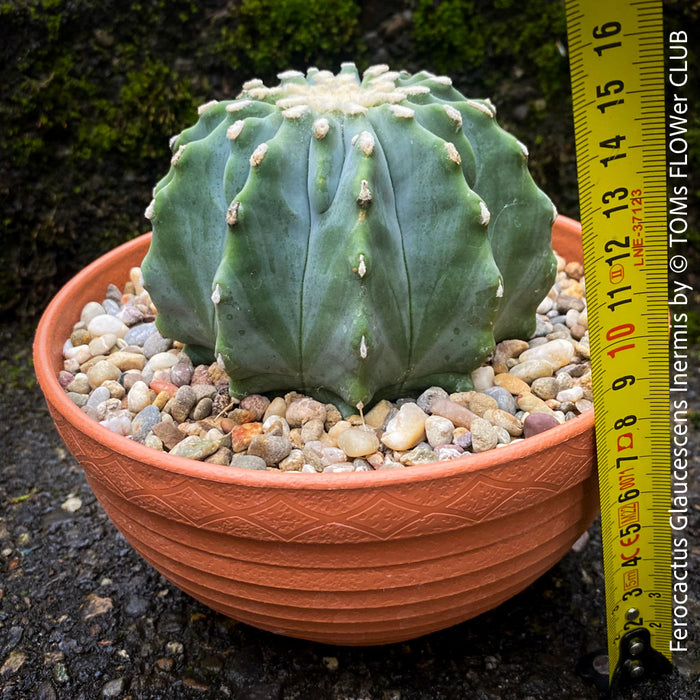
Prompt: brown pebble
<box><xmin>263</xmin><ymin>396</ymin><xmax>287</xmax><ymax>420</ymax></box>
<box><xmin>105</xmin><ymin>350</ymin><xmax>146</xmax><ymax>371</ymax></box>
<box><xmin>70</xmin><ymin>328</ymin><xmax>92</xmax><ymax>346</ymax></box>
<box><xmin>557</xmin><ymin>294</ymin><xmax>585</xmax><ymax>312</ymax></box>
<box><xmin>430</xmin><ymin>398</ymin><xmax>478</xmax><ymax>429</ymax></box>
<box><xmin>279</xmin><ymin>449</ymin><xmax>305</xmax><ymax>472</ymax></box>
<box><xmin>247</xmin><ymin>434</ymin><xmax>293</xmax><ymax>466</ymax></box>
<box><xmin>531</xmin><ymin>377</ymin><xmax>559</xmax><ymax>401</ymax></box>
<box><xmin>151</xmin><ymin>421</ymin><xmax>186</xmax><ymax>450</ymax></box>
<box><xmin>205</xmin><ymin>446</ymin><xmax>233</xmax><ymax>465</ymax></box>
<box><xmin>286</xmin><ymin>397</ymin><xmax>327</xmax><ymax>427</ymax></box>
<box><xmin>493</xmin><ymin>373</ymin><xmax>530</xmax><ymax>395</ymax></box>
<box><xmin>466</xmin><ymin>392</ymin><xmax>499</xmax><ymax>416</ymax></box>
<box><xmin>523</xmin><ymin>413</ymin><xmax>560</xmax><ymax>438</ymax></box>
<box><xmin>170</xmin><ymin>385</ymin><xmax>197</xmax><ymax>423</ymax></box>
<box><xmin>363</xmin><ymin>400</ymin><xmax>392</xmax><ymax>429</ymax></box>
<box><xmin>366</xmin><ymin>451</ymin><xmax>384</xmax><ymax>469</ymax></box>
<box><xmin>229</xmin><ymin>407</ymin><xmax>257</xmax><ymax>425</ymax></box>
<box><xmin>564</xmin><ymin>261</ymin><xmax>584</xmax><ymax>280</ymax></box>
<box><xmin>492</xmin><ymin>339</ymin><xmax>529</xmax><ymax>373</ymax></box>
<box><xmin>447</xmin><ymin>391</ymin><xmax>472</xmax><ymax>408</ymax></box>
<box><xmin>207</xmin><ymin>362</ymin><xmax>228</xmax><ymax>385</ymax></box>
<box><xmin>482</xmin><ymin>408</ymin><xmax>523</xmax><ymax>437</ymax></box>
<box><xmin>239</xmin><ymin>394</ymin><xmax>270</xmax><ymax>421</ymax></box>
<box><xmin>517</xmin><ymin>392</ymin><xmax>556</xmax><ymax>416</ymax></box>
<box><xmin>324</xmin><ymin>403</ymin><xmax>343</xmax><ymax>429</ymax></box>
<box><xmin>229</xmin><ymin>422</ymin><xmax>263</xmax><ymax>452</ymax></box>
<box><xmin>190</xmin><ymin>365</ymin><xmax>211</xmax><ymax>385</ymax></box>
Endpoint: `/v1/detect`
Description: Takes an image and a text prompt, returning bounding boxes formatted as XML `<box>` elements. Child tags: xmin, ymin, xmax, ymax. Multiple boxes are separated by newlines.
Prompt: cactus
<box><xmin>142</xmin><ymin>64</ymin><xmax>556</xmax><ymax>413</ymax></box>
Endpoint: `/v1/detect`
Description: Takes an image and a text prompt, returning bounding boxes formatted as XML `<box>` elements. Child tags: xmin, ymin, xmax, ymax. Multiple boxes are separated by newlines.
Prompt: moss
<box><xmin>216</xmin><ymin>0</ymin><xmax>364</xmax><ymax>79</ymax></box>
<box><xmin>0</xmin><ymin>0</ymin><xmax>203</xmax><ymax>317</ymax></box>
<box><xmin>413</xmin><ymin>0</ymin><xmax>569</xmax><ymax>100</ymax></box>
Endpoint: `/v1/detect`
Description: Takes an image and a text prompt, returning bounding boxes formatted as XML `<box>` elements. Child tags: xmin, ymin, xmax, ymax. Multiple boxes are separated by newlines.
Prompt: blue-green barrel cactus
<box><xmin>142</xmin><ymin>64</ymin><xmax>557</xmax><ymax>412</ymax></box>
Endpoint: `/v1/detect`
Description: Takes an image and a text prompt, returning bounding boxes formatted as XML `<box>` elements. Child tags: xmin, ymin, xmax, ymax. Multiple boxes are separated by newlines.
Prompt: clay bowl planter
<box><xmin>34</xmin><ymin>215</ymin><xmax>597</xmax><ymax>646</ymax></box>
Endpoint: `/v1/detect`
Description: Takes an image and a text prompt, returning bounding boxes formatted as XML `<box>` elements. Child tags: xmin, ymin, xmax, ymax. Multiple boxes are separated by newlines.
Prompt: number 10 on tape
<box><xmin>565</xmin><ymin>0</ymin><xmax>673</xmax><ymax>689</ymax></box>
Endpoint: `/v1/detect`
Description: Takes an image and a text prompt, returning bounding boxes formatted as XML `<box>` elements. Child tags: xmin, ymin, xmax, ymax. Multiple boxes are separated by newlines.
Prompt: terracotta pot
<box><xmin>34</xmin><ymin>215</ymin><xmax>597</xmax><ymax>646</ymax></box>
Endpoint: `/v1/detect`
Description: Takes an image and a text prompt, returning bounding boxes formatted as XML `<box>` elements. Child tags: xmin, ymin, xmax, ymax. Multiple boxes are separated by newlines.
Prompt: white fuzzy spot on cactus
<box><xmin>357</xmin><ymin>254</ymin><xmax>367</xmax><ymax>278</ymax></box>
<box><xmin>168</xmin><ymin>134</ymin><xmax>179</xmax><ymax>150</ymax></box>
<box><xmin>198</xmin><ymin>100</ymin><xmax>219</xmax><ymax>115</ymax></box>
<box><xmin>250</xmin><ymin>143</ymin><xmax>268</xmax><ymax>167</ymax></box>
<box><xmin>466</xmin><ymin>99</ymin><xmax>494</xmax><ymax>118</ymax></box>
<box><xmin>278</xmin><ymin>69</ymin><xmax>304</xmax><ymax>81</ymax></box>
<box><xmin>552</xmin><ymin>202</ymin><xmax>558</xmax><ymax>219</ymax></box>
<box><xmin>226</xmin><ymin>99</ymin><xmax>253</xmax><ymax>113</ymax></box>
<box><xmin>346</xmin><ymin>103</ymin><xmax>369</xmax><ymax>115</ymax></box>
<box><xmin>352</xmin><ymin>131</ymin><xmax>375</xmax><ymax>156</ymax></box>
<box><xmin>496</xmin><ymin>278</ymin><xmax>504</xmax><ymax>298</ymax></box>
<box><xmin>479</xmin><ymin>201</ymin><xmax>491</xmax><ymax>226</ymax></box>
<box><xmin>396</xmin><ymin>85</ymin><xmax>431</xmax><ymax>97</ymax></box>
<box><xmin>211</xmin><ymin>284</ymin><xmax>221</xmax><ymax>305</ymax></box>
<box><xmin>170</xmin><ymin>145</ymin><xmax>186</xmax><ymax>166</ymax></box>
<box><xmin>517</xmin><ymin>140</ymin><xmax>529</xmax><ymax>158</ymax></box>
<box><xmin>226</xmin><ymin>201</ymin><xmax>240</xmax><ymax>226</ymax></box>
<box><xmin>432</xmin><ymin>75</ymin><xmax>453</xmax><ymax>86</ymax></box>
<box><xmin>313</xmin><ymin>118</ymin><xmax>330</xmax><ymax>140</ymax></box>
<box><xmin>144</xmin><ymin>199</ymin><xmax>155</xmax><ymax>220</ymax></box>
<box><xmin>242</xmin><ymin>78</ymin><xmax>264</xmax><ymax>91</ymax></box>
<box><xmin>357</xmin><ymin>180</ymin><xmax>372</xmax><ymax>208</ymax></box>
<box><xmin>276</xmin><ymin>95</ymin><xmax>310</xmax><ymax>110</ymax></box>
<box><xmin>360</xmin><ymin>335</ymin><xmax>368</xmax><ymax>359</ymax></box>
<box><xmin>445</xmin><ymin>142</ymin><xmax>461</xmax><ymax>165</ymax></box>
<box><xmin>485</xmin><ymin>98</ymin><xmax>497</xmax><ymax>114</ymax></box>
<box><xmin>226</xmin><ymin>120</ymin><xmax>245</xmax><ymax>141</ymax></box>
<box><xmin>363</xmin><ymin>64</ymin><xmax>390</xmax><ymax>79</ymax></box>
<box><xmin>282</xmin><ymin>105</ymin><xmax>310</xmax><ymax>119</ymax></box>
<box><xmin>388</xmin><ymin>104</ymin><xmax>415</xmax><ymax>119</ymax></box>
<box><xmin>443</xmin><ymin>104</ymin><xmax>463</xmax><ymax>128</ymax></box>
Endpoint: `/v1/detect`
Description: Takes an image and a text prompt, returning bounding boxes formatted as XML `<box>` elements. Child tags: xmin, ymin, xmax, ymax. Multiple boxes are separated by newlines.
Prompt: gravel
<box><xmin>1</xmin><ymin>318</ymin><xmax>699</xmax><ymax>699</ymax></box>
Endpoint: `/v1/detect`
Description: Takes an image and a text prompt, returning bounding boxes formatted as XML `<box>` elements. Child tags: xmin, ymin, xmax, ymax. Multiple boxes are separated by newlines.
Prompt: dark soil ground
<box><xmin>1</xmin><ymin>320</ymin><xmax>698</xmax><ymax>699</ymax></box>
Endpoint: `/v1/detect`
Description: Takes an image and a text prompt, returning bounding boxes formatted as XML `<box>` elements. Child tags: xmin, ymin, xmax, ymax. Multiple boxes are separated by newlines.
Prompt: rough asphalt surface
<box><xmin>1</xmin><ymin>321</ymin><xmax>698</xmax><ymax>699</ymax></box>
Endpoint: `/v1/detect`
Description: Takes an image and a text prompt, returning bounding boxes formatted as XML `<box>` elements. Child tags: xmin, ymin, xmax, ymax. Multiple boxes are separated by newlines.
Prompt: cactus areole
<box><xmin>142</xmin><ymin>64</ymin><xmax>557</xmax><ymax>414</ymax></box>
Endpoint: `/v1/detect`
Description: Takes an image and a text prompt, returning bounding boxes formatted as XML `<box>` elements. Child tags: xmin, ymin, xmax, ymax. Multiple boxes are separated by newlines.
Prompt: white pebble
<box><xmin>556</xmin><ymin>386</ymin><xmax>584</xmax><ymax>403</ymax></box>
<box><xmin>263</xmin><ymin>414</ymin><xmax>291</xmax><ymax>437</ymax></box>
<box><xmin>336</xmin><ymin>426</ymin><xmax>380</xmax><ymax>457</ymax></box>
<box><xmin>565</xmin><ymin>308</ymin><xmax>580</xmax><ymax>329</ymax></box>
<box><xmin>518</xmin><ymin>338</ymin><xmax>575</xmax><ymax>370</ymax></box>
<box><xmin>536</xmin><ymin>296</ymin><xmax>554</xmax><ymax>314</ymax></box>
<box><xmin>86</xmin><ymin>360</ymin><xmax>121</xmax><ymax>388</ymax></box>
<box><xmin>127</xmin><ymin>381</ymin><xmax>152</xmax><ymax>413</ymax></box>
<box><xmin>424</xmin><ymin>415</ymin><xmax>454</xmax><ymax>448</ymax></box>
<box><xmin>61</xmin><ymin>496</ymin><xmax>83</xmax><ymax>513</ymax></box>
<box><xmin>575</xmin><ymin>398</ymin><xmax>594</xmax><ymax>413</ymax></box>
<box><xmin>146</xmin><ymin>352</ymin><xmax>180</xmax><ymax>371</ymax></box>
<box><xmin>471</xmin><ymin>366</ymin><xmax>494</xmax><ymax>392</ymax></box>
<box><xmin>89</xmin><ymin>333</ymin><xmax>118</xmax><ymax>356</ymax></box>
<box><xmin>80</xmin><ymin>301</ymin><xmax>105</xmax><ymax>325</ymax></box>
<box><xmin>87</xmin><ymin>313</ymin><xmax>129</xmax><ymax>338</ymax></box>
<box><xmin>323</xmin><ymin>462</ymin><xmax>355</xmax><ymax>473</ymax></box>
<box><xmin>62</xmin><ymin>339</ymin><xmax>92</xmax><ymax>364</ymax></box>
<box><xmin>381</xmin><ymin>402</ymin><xmax>427</xmax><ymax>451</ymax></box>
<box><xmin>100</xmin><ymin>412</ymin><xmax>133</xmax><ymax>435</ymax></box>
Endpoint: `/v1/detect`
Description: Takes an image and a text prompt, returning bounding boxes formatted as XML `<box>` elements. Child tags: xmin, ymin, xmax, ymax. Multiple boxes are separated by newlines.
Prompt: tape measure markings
<box><xmin>565</xmin><ymin>0</ymin><xmax>672</xmax><ymax>685</ymax></box>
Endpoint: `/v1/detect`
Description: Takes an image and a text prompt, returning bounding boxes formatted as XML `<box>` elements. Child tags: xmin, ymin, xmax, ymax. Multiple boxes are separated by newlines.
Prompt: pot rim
<box><xmin>33</xmin><ymin>215</ymin><xmax>594</xmax><ymax>492</ymax></box>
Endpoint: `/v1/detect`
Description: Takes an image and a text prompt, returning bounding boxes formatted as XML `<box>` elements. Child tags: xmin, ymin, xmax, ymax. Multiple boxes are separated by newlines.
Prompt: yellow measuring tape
<box><xmin>565</xmin><ymin>0</ymin><xmax>673</xmax><ymax>689</ymax></box>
